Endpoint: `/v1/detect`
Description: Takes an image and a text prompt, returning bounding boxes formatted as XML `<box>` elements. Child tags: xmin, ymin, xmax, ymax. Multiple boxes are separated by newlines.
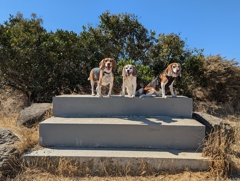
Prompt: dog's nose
<box><xmin>107</xmin><ymin>63</ymin><xmax>110</xmax><ymax>66</ymax></box>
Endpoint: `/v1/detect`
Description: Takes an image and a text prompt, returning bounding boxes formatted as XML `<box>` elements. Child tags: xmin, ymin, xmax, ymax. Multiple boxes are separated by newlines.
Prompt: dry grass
<box><xmin>4</xmin><ymin>155</ymin><xmax>217</xmax><ymax>181</ymax></box>
<box><xmin>7</xmin><ymin>171</ymin><xmax>215</xmax><ymax>181</ymax></box>
<box><xmin>203</xmin><ymin>124</ymin><xmax>238</xmax><ymax>178</ymax></box>
<box><xmin>0</xmin><ymin>113</ymin><xmax>39</xmax><ymax>154</ymax></box>
<box><xmin>194</xmin><ymin>99</ymin><xmax>240</xmax><ymax>179</ymax></box>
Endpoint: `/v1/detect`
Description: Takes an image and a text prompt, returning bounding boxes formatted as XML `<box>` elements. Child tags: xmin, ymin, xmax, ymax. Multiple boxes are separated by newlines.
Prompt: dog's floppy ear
<box><xmin>165</xmin><ymin>63</ymin><xmax>173</xmax><ymax>76</ymax></box>
<box><xmin>178</xmin><ymin>63</ymin><xmax>182</xmax><ymax>77</ymax></box>
<box><xmin>122</xmin><ymin>66</ymin><xmax>126</xmax><ymax>76</ymax></box>
<box><xmin>132</xmin><ymin>66</ymin><xmax>137</xmax><ymax>76</ymax></box>
<box><xmin>99</xmin><ymin>59</ymin><xmax>105</xmax><ymax>69</ymax></box>
<box><xmin>112</xmin><ymin>59</ymin><xmax>117</xmax><ymax>71</ymax></box>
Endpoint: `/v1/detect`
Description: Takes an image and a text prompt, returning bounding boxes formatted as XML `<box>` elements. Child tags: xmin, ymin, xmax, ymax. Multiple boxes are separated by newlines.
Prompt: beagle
<box><xmin>121</xmin><ymin>64</ymin><xmax>137</xmax><ymax>97</ymax></box>
<box><xmin>88</xmin><ymin>58</ymin><xmax>117</xmax><ymax>97</ymax></box>
<box><xmin>139</xmin><ymin>63</ymin><xmax>182</xmax><ymax>98</ymax></box>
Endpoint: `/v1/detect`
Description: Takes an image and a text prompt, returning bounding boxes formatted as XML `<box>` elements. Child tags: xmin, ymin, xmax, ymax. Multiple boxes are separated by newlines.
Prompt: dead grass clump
<box><xmin>0</xmin><ymin>114</ymin><xmax>39</xmax><ymax>154</ymax></box>
<box><xmin>193</xmin><ymin>100</ymin><xmax>240</xmax><ymax>119</ymax></box>
<box><xmin>202</xmin><ymin>55</ymin><xmax>240</xmax><ymax>104</ymax></box>
<box><xmin>0</xmin><ymin>114</ymin><xmax>39</xmax><ymax>179</ymax></box>
<box><xmin>203</xmin><ymin>122</ymin><xmax>239</xmax><ymax>179</ymax></box>
<box><xmin>0</xmin><ymin>87</ymin><xmax>29</xmax><ymax>117</ymax></box>
<box><xmin>15</xmin><ymin>157</ymin><xmax>214</xmax><ymax>180</ymax></box>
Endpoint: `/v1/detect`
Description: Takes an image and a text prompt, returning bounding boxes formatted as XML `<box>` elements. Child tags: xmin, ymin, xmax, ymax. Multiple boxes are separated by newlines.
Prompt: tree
<box><xmin>0</xmin><ymin>13</ymin><xmax>87</xmax><ymax>102</ymax></box>
<box><xmin>0</xmin><ymin>13</ymin><xmax>48</xmax><ymax>101</ymax></box>
<box><xmin>80</xmin><ymin>11</ymin><xmax>156</xmax><ymax>65</ymax></box>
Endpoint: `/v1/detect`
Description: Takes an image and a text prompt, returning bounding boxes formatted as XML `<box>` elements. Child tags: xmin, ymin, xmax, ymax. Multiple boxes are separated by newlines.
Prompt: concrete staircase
<box><xmin>24</xmin><ymin>95</ymin><xmax>209</xmax><ymax>172</ymax></box>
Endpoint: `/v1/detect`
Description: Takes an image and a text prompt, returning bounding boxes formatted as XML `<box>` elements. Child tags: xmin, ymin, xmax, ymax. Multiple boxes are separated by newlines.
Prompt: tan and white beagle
<box><xmin>88</xmin><ymin>58</ymin><xmax>117</xmax><ymax>97</ymax></box>
<box><xmin>139</xmin><ymin>63</ymin><xmax>182</xmax><ymax>98</ymax></box>
<box><xmin>121</xmin><ymin>64</ymin><xmax>137</xmax><ymax>97</ymax></box>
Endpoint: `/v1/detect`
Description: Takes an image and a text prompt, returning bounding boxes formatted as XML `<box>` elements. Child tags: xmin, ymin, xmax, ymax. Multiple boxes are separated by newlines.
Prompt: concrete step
<box><xmin>39</xmin><ymin>116</ymin><xmax>205</xmax><ymax>149</ymax></box>
<box><xmin>53</xmin><ymin>95</ymin><xmax>192</xmax><ymax>118</ymax></box>
<box><xmin>23</xmin><ymin>147</ymin><xmax>209</xmax><ymax>171</ymax></box>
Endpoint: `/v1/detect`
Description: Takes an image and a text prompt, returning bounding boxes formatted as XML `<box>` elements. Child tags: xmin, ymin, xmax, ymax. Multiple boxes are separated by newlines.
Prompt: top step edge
<box><xmin>54</xmin><ymin>95</ymin><xmax>190</xmax><ymax>99</ymax></box>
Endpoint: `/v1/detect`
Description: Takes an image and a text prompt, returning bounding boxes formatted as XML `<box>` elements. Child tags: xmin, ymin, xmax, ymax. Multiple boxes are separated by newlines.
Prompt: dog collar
<box><xmin>103</xmin><ymin>71</ymin><xmax>111</xmax><ymax>76</ymax></box>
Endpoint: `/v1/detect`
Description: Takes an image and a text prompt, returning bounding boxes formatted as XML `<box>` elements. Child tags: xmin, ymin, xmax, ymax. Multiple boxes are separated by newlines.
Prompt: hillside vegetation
<box><xmin>0</xmin><ymin>11</ymin><xmax>240</xmax><ymax>180</ymax></box>
<box><xmin>1</xmin><ymin>12</ymin><xmax>239</xmax><ymax>112</ymax></box>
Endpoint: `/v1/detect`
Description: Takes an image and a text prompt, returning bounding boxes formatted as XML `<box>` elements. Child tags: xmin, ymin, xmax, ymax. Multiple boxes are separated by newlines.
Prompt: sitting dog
<box><xmin>121</xmin><ymin>64</ymin><xmax>137</xmax><ymax>97</ymax></box>
<box><xmin>139</xmin><ymin>63</ymin><xmax>182</xmax><ymax>98</ymax></box>
<box><xmin>88</xmin><ymin>58</ymin><xmax>116</xmax><ymax>97</ymax></box>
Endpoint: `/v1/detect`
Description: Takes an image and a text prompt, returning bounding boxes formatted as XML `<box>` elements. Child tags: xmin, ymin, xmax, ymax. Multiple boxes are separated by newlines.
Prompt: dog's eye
<box><xmin>173</xmin><ymin>66</ymin><xmax>176</xmax><ymax>68</ymax></box>
<box><xmin>130</xmin><ymin>67</ymin><xmax>132</xmax><ymax>69</ymax></box>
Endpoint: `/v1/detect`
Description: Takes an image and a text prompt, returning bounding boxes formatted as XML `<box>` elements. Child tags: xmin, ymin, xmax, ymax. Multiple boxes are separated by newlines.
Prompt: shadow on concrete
<box><xmin>118</xmin><ymin>116</ymin><xmax>178</xmax><ymax>125</ymax></box>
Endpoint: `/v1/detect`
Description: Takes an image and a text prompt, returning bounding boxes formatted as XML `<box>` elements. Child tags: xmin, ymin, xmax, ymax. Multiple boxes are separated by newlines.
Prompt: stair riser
<box><xmin>53</xmin><ymin>96</ymin><xmax>192</xmax><ymax>118</ymax></box>
<box><xmin>23</xmin><ymin>149</ymin><xmax>209</xmax><ymax>172</ymax></box>
<box><xmin>40</xmin><ymin>124</ymin><xmax>205</xmax><ymax>149</ymax></box>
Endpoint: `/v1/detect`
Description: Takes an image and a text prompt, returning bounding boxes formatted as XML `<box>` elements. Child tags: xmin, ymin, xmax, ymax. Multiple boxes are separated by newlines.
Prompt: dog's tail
<box><xmin>87</xmin><ymin>77</ymin><xmax>90</xmax><ymax>81</ymax></box>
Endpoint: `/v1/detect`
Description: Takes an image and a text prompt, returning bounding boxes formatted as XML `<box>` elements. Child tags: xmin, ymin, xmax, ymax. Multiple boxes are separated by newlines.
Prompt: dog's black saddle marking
<box><xmin>165</xmin><ymin>74</ymin><xmax>176</xmax><ymax>87</ymax></box>
<box><xmin>146</xmin><ymin>76</ymin><xmax>161</xmax><ymax>91</ymax></box>
<box><xmin>146</xmin><ymin>74</ymin><xmax>175</xmax><ymax>91</ymax></box>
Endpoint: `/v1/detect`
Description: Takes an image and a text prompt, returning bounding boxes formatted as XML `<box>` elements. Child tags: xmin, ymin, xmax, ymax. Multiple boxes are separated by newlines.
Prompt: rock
<box><xmin>192</xmin><ymin>112</ymin><xmax>222</xmax><ymax>134</ymax></box>
<box><xmin>0</xmin><ymin>128</ymin><xmax>19</xmax><ymax>172</ymax></box>
<box><xmin>192</xmin><ymin>112</ymin><xmax>235</xmax><ymax>139</ymax></box>
<box><xmin>17</xmin><ymin>103</ymin><xmax>52</xmax><ymax>127</ymax></box>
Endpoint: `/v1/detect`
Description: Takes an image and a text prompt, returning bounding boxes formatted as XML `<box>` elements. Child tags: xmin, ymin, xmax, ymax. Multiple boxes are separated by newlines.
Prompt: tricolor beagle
<box><xmin>139</xmin><ymin>63</ymin><xmax>182</xmax><ymax>98</ymax></box>
<box><xmin>121</xmin><ymin>64</ymin><xmax>137</xmax><ymax>97</ymax></box>
<box><xmin>88</xmin><ymin>58</ymin><xmax>117</xmax><ymax>97</ymax></box>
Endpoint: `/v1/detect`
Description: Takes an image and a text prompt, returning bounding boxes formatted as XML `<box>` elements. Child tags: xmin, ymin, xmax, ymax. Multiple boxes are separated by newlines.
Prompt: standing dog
<box><xmin>121</xmin><ymin>64</ymin><xmax>137</xmax><ymax>97</ymax></box>
<box><xmin>88</xmin><ymin>58</ymin><xmax>116</xmax><ymax>97</ymax></box>
<box><xmin>139</xmin><ymin>63</ymin><xmax>182</xmax><ymax>98</ymax></box>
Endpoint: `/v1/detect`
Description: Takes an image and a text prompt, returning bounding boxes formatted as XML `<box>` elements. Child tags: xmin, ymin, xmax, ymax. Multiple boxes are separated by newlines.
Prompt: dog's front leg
<box><xmin>132</xmin><ymin>83</ymin><xmax>136</xmax><ymax>98</ymax></box>
<box><xmin>97</xmin><ymin>82</ymin><xmax>103</xmax><ymax>97</ymax></box>
<box><xmin>121</xmin><ymin>81</ymin><xmax>125</xmax><ymax>97</ymax></box>
<box><xmin>91</xmin><ymin>81</ymin><xmax>96</xmax><ymax>96</ymax></box>
<box><xmin>107</xmin><ymin>82</ymin><xmax>112</xmax><ymax>97</ymax></box>
<box><xmin>169</xmin><ymin>82</ymin><xmax>176</xmax><ymax>97</ymax></box>
<box><xmin>161</xmin><ymin>82</ymin><xmax>167</xmax><ymax>98</ymax></box>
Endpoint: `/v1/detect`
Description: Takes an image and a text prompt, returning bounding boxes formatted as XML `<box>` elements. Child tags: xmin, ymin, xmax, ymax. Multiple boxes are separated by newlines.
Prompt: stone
<box><xmin>0</xmin><ymin>128</ymin><xmax>19</xmax><ymax>172</ymax></box>
<box><xmin>16</xmin><ymin>103</ymin><xmax>52</xmax><ymax>127</ymax></box>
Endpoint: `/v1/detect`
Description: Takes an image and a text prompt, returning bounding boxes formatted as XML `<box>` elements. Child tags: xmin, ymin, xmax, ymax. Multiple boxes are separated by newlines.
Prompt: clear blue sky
<box><xmin>1</xmin><ymin>0</ymin><xmax>240</xmax><ymax>63</ymax></box>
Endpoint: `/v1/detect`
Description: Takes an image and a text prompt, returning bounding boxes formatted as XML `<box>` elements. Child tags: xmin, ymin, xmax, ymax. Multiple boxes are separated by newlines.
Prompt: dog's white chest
<box><xmin>124</xmin><ymin>76</ymin><xmax>136</xmax><ymax>86</ymax></box>
<box><xmin>102</xmin><ymin>73</ymin><xmax>112</xmax><ymax>85</ymax></box>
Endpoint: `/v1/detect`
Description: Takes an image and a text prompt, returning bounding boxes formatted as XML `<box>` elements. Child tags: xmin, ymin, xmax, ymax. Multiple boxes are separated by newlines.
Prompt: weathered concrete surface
<box><xmin>17</xmin><ymin>103</ymin><xmax>52</xmax><ymax>127</ymax></box>
<box><xmin>53</xmin><ymin>95</ymin><xmax>192</xmax><ymax>118</ymax></box>
<box><xmin>39</xmin><ymin>116</ymin><xmax>205</xmax><ymax>149</ymax></box>
<box><xmin>23</xmin><ymin>147</ymin><xmax>209</xmax><ymax>171</ymax></box>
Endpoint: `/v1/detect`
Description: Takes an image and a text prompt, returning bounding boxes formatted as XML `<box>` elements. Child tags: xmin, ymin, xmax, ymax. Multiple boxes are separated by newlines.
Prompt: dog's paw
<box><xmin>106</xmin><ymin>94</ymin><xmax>111</xmax><ymax>98</ymax></box>
<box><xmin>172</xmin><ymin>95</ymin><xmax>177</xmax><ymax>98</ymax></box>
<box><xmin>162</xmin><ymin>95</ymin><xmax>167</xmax><ymax>99</ymax></box>
<box><xmin>131</xmin><ymin>95</ymin><xmax>135</xmax><ymax>98</ymax></box>
<box><xmin>98</xmin><ymin>94</ymin><xmax>103</xmax><ymax>98</ymax></box>
<box><xmin>91</xmin><ymin>94</ymin><xmax>96</xmax><ymax>96</ymax></box>
<box><xmin>121</xmin><ymin>94</ymin><xmax>125</xmax><ymax>97</ymax></box>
